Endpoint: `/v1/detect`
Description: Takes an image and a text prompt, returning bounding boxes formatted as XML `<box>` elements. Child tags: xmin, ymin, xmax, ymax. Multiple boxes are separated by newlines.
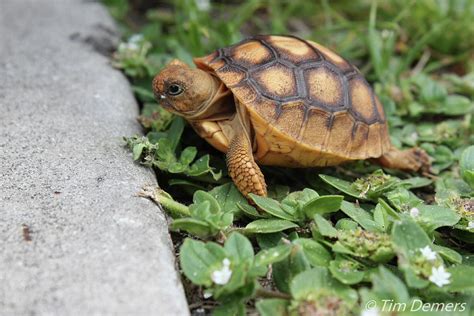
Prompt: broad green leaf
<box><xmin>256</xmin><ymin>299</ymin><xmax>289</xmax><ymax>316</ymax></box>
<box><xmin>313</xmin><ymin>214</ymin><xmax>338</xmax><ymax>238</ymax></box>
<box><xmin>460</xmin><ymin>145</ymin><xmax>474</xmax><ymax>189</ymax></box>
<box><xmin>385</xmin><ymin>187</ymin><xmax>423</xmax><ymax>211</ymax></box>
<box><xmin>132</xmin><ymin>143</ymin><xmax>146</xmax><ymax>160</ymax></box>
<box><xmin>171</xmin><ymin>218</ymin><xmax>211</xmax><ymax>237</ymax></box>
<box><xmin>340</xmin><ymin>201</ymin><xmax>381</xmax><ymax>232</ymax></box>
<box><xmin>432</xmin><ymin>244</ymin><xmax>462</xmax><ymax>264</ymax></box>
<box><xmin>392</xmin><ymin>218</ymin><xmax>431</xmax><ymax>253</ymax></box>
<box><xmin>213</xmin><ymin>302</ymin><xmax>246</xmax><ymax>316</ymax></box>
<box><xmin>293</xmin><ymin>238</ymin><xmax>331</xmax><ymax>267</ymax></box>
<box><xmin>179</xmin><ymin>239</ymin><xmax>226</xmax><ymax>286</ymax></box>
<box><xmin>391</xmin><ymin>219</ymin><xmax>432</xmax><ymax>288</ymax></box>
<box><xmin>329</xmin><ymin>256</ymin><xmax>365</xmax><ymax>285</ymax></box>
<box><xmin>371</xmin><ymin>266</ymin><xmax>409</xmax><ymax>303</ymax></box>
<box><xmin>335</xmin><ymin>218</ymin><xmax>358</xmax><ymax>231</ymax></box>
<box><xmin>238</xmin><ymin>202</ymin><xmax>268</xmax><ymax>219</ymax></box>
<box><xmin>302</xmin><ymin>195</ymin><xmax>344</xmax><ymax>218</ymax></box>
<box><xmin>319</xmin><ymin>174</ymin><xmax>365</xmax><ymax>199</ymax></box>
<box><xmin>249</xmin><ymin>194</ymin><xmax>296</xmax><ymax>221</ymax></box>
<box><xmin>255</xmin><ymin>244</ymin><xmax>292</xmax><ymax>267</ymax></box>
<box><xmin>415</xmin><ymin>205</ymin><xmax>461</xmax><ymax>232</ymax></box>
<box><xmin>399</xmin><ymin>177</ymin><xmax>432</xmax><ymax>189</ymax></box>
<box><xmin>290</xmin><ymin>267</ymin><xmax>358</xmax><ymax>305</ymax></box>
<box><xmin>166</xmin><ymin>116</ymin><xmax>185</xmax><ymax>151</ymax></box>
<box><xmin>243</xmin><ymin>219</ymin><xmax>299</xmax><ymax>234</ymax></box>
<box><xmin>373</xmin><ymin>203</ymin><xmax>389</xmax><ymax>232</ymax></box>
<box><xmin>179</xmin><ymin>146</ymin><xmax>197</xmax><ymax>165</ymax></box>
<box><xmin>209</xmin><ymin>183</ymin><xmax>247</xmax><ymax>215</ymax></box>
<box><xmin>193</xmin><ymin>190</ymin><xmax>221</xmax><ymax>214</ymax></box>
<box><xmin>187</xmin><ymin>154</ymin><xmax>222</xmax><ymax>180</ymax></box>
<box><xmin>224</xmin><ymin>232</ymin><xmax>254</xmax><ymax>262</ymax></box>
<box><xmin>446</xmin><ymin>265</ymin><xmax>474</xmax><ymax>292</ymax></box>
<box><xmin>273</xmin><ymin>245</ymin><xmax>310</xmax><ymax>293</ymax></box>
<box><xmin>256</xmin><ymin>233</ymin><xmax>284</xmax><ymax>249</ymax></box>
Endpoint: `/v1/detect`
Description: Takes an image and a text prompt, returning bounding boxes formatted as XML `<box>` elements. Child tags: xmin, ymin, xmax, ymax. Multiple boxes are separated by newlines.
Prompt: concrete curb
<box><xmin>0</xmin><ymin>0</ymin><xmax>189</xmax><ymax>314</ymax></box>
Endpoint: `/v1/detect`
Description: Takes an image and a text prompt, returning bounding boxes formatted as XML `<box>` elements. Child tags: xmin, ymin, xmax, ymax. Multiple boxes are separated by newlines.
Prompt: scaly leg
<box><xmin>226</xmin><ymin>132</ymin><xmax>267</xmax><ymax>198</ymax></box>
<box><xmin>375</xmin><ymin>146</ymin><xmax>431</xmax><ymax>173</ymax></box>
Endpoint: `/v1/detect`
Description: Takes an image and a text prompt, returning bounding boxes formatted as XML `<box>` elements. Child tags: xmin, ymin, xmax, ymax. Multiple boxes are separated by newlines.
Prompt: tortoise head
<box><xmin>152</xmin><ymin>59</ymin><xmax>217</xmax><ymax>118</ymax></box>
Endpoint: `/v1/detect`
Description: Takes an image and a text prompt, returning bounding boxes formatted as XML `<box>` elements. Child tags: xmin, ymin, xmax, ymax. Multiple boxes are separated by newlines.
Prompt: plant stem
<box><xmin>157</xmin><ymin>193</ymin><xmax>191</xmax><ymax>217</ymax></box>
<box><xmin>255</xmin><ymin>288</ymin><xmax>291</xmax><ymax>300</ymax></box>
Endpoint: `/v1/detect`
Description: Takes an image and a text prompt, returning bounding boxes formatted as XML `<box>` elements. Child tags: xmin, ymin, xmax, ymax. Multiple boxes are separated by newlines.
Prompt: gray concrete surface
<box><xmin>0</xmin><ymin>0</ymin><xmax>189</xmax><ymax>314</ymax></box>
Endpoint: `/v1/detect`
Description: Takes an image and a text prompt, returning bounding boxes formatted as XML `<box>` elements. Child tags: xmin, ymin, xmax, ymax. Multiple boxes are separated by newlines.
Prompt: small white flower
<box><xmin>420</xmin><ymin>246</ymin><xmax>437</xmax><ymax>261</ymax></box>
<box><xmin>361</xmin><ymin>307</ymin><xmax>380</xmax><ymax>316</ymax></box>
<box><xmin>468</xmin><ymin>221</ymin><xmax>474</xmax><ymax>230</ymax></box>
<box><xmin>203</xmin><ymin>291</ymin><xmax>212</xmax><ymax>299</ymax></box>
<box><xmin>222</xmin><ymin>258</ymin><xmax>231</xmax><ymax>267</ymax></box>
<box><xmin>129</xmin><ymin>34</ymin><xmax>144</xmax><ymax>44</ymax></box>
<box><xmin>410</xmin><ymin>207</ymin><xmax>420</xmax><ymax>218</ymax></box>
<box><xmin>126</xmin><ymin>42</ymin><xmax>139</xmax><ymax>51</ymax></box>
<box><xmin>429</xmin><ymin>265</ymin><xmax>451</xmax><ymax>287</ymax></box>
<box><xmin>195</xmin><ymin>0</ymin><xmax>211</xmax><ymax>11</ymax></box>
<box><xmin>211</xmin><ymin>258</ymin><xmax>232</xmax><ymax>285</ymax></box>
<box><xmin>381</xmin><ymin>29</ymin><xmax>393</xmax><ymax>39</ymax></box>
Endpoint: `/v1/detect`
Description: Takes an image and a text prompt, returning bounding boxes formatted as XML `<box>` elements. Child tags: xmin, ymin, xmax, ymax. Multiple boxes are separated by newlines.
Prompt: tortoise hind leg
<box><xmin>374</xmin><ymin>146</ymin><xmax>431</xmax><ymax>173</ymax></box>
<box><xmin>227</xmin><ymin>132</ymin><xmax>267</xmax><ymax>198</ymax></box>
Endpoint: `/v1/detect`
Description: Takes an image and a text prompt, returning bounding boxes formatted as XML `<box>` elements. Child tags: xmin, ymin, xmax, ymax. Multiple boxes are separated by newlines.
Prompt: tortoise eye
<box><xmin>167</xmin><ymin>83</ymin><xmax>184</xmax><ymax>96</ymax></box>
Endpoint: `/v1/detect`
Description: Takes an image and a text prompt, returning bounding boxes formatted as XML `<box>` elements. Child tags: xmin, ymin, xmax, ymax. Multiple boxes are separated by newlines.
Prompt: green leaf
<box><xmin>302</xmin><ymin>195</ymin><xmax>344</xmax><ymax>218</ymax></box>
<box><xmin>179</xmin><ymin>146</ymin><xmax>197</xmax><ymax>165</ymax></box>
<box><xmin>249</xmin><ymin>194</ymin><xmax>296</xmax><ymax>221</ymax></box>
<box><xmin>255</xmin><ymin>244</ymin><xmax>292</xmax><ymax>267</ymax></box>
<box><xmin>166</xmin><ymin>116</ymin><xmax>185</xmax><ymax>151</ymax></box>
<box><xmin>432</xmin><ymin>244</ymin><xmax>462</xmax><ymax>264</ymax></box>
<box><xmin>415</xmin><ymin>205</ymin><xmax>461</xmax><ymax>232</ymax></box>
<box><xmin>273</xmin><ymin>245</ymin><xmax>310</xmax><ymax>293</ymax></box>
<box><xmin>391</xmin><ymin>218</ymin><xmax>432</xmax><ymax>288</ymax></box>
<box><xmin>443</xmin><ymin>95</ymin><xmax>473</xmax><ymax>115</ymax></box>
<box><xmin>446</xmin><ymin>265</ymin><xmax>474</xmax><ymax>292</ymax></box>
<box><xmin>313</xmin><ymin>214</ymin><xmax>338</xmax><ymax>238</ymax></box>
<box><xmin>132</xmin><ymin>143</ymin><xmax>146</xmax><ymax>160</ymax></box>
<box><xmin>289</xmin><ymin>267</ymin><xmax>358</xmax><ymax>305</ymax></box>
<box><xmin>293</xmin><ymin>238</ymin><xmax>331</xmax><ymax>267</ymax></box>
<box><xmin>373</xmin><ymin>203</ymin><xmax>389</xmax><ymax>232</ymax></box>
<box><xmin>243</xmin><ymin>219</ymin><xmax>299</xmax><ymax>234</ymax></box>
<box><xmin>340</xmin><ymin>201</ymin><xmax>381</xmax><ymax>232</ymax></box>
<box><xmin>371</xmin><ymin>266</ymin><xmax>409</xmax><ymax>303</ymax></box>
<box><xmin>335</xmin><ymin>218</ymin><xmax>359</xmax><ymax>231</ymax></box>
<box><xmin>460</xmin><ymin>145</ymin><xmax>474</xmax><ymax>189</ymax></box>
<box><xmin>171</xmin><ymin>218</ymin><xmax>211</xmax><ymax>237</ymax></box>
<box><xmin>224</xmin><ymin>232</ymin><xmax>254</xmax><ymax>263</ymax></box>
<box><xmin>255</xmin><ymin>299</ymin><xmax>289</xmax><ymax>316</ymax></box>
<box><xmin>179</xmin><ymin>239</ymin><xmax>226</xmax><ymax>286</ymax></box>
<box><xmin>193</xmin><ymin>190</ymin><xmax>221</xmax><ymax>214</ymax></box>
<box><xmin>238</xmin><ymin>202</ymin><xmax>268</xmax><ymax>219</ymax></box>
<box><xmin>329</xmin><ymin>256</ymin><xmax>365</xmax><ymax>285</ymax></box>
<box><xmin>392</xmin><ymin>218</ymin><xmax>431</xmax><ymax>253</ymax></box>
<box><xmin>210</xmin><ymin>183</ymin><xmax>247</xmax><ymax>215</ymax></box>
<box><xmin>319</xmin><ymin>174</ymin><xmax>365</xmax><ymax>199</ymax></box>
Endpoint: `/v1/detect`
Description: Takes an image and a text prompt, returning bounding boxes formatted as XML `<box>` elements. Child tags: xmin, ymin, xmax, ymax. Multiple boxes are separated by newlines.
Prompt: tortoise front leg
<box><xmin>226</xmin><ymin>132</ymin><xmax>267</xmax><ymax>198</ymax></box>
<box><xmin>374</xmin><ymin>146</ymin><xmax>431</xmax><ymax>173</ymax></box>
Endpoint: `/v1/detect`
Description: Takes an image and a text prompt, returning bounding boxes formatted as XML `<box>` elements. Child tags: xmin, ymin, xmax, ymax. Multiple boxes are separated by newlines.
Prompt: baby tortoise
<box><xmin>152</xmin><ymin>35</ymin><xmax>430</xmax><ymax>198</ymax></box>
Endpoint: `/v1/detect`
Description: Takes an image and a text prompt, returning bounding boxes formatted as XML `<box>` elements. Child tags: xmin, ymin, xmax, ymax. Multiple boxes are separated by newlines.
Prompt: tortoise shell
<box><xmin>194</xmin><ymin>35</ymin><xmax>391</xmax><ymax>167</ymax></box>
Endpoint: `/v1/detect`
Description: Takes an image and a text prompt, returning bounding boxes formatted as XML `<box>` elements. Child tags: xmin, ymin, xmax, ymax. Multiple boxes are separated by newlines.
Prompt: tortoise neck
<box><xmin>186</xmin><ymin>75</ymin><xmax>235</xmax><ymax>121</ymax></box>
